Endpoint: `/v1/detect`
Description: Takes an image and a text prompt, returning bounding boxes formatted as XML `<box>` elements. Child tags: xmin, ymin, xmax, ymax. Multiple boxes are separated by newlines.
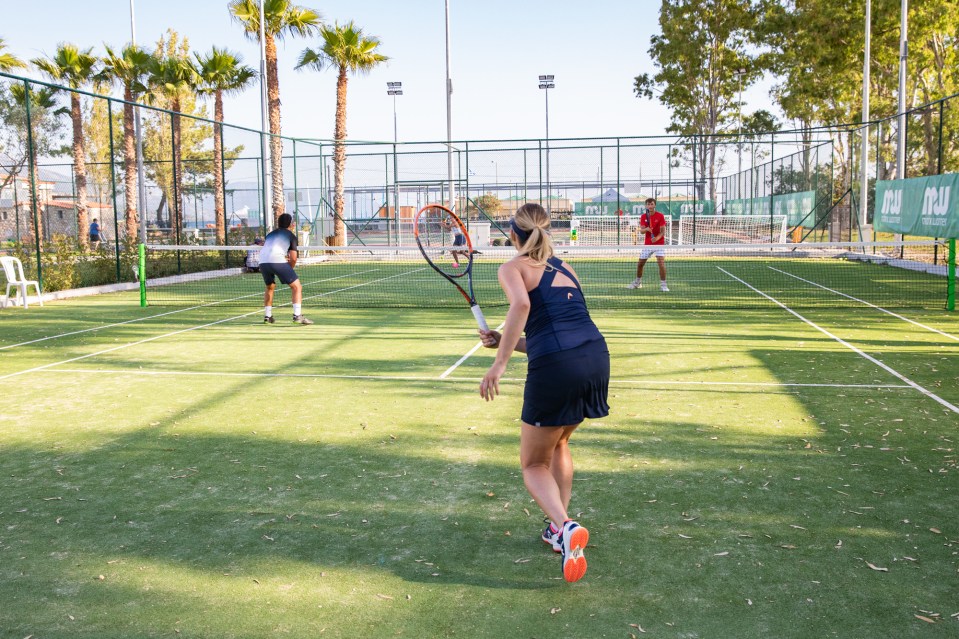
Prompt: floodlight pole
<box><xmin>130</xmin><ymin>0</ymin><xmax>148</xmax><ymax>244</ymax></box>
<box><xmin>539</xmin><ymin>75</ymin><xmax>554</xmax><ymax>214</ymax></box>
<box><xmin>387</xmin><ymin>82</ymin><xmax>402</xmax><ymax>243</ymax></box>
<box><xmin>444</xmin><ymin>0</ymin><xmax>455</xmax><ymax>211</ymax></box>
<box><xmin>896</xmin><ymin>0</ymin><xmax>908</xmax><ymax>181</ymax></box>
<box><xmin>735</xmin><ymin>69</ymin><xmax>746</xmax><ymax>201</ymax></box>
<box><xmin>859</xmin><ymin>0</ymin><xmax>872</xmax><ymax>241</ymax></box>
<box><xmin>258</xmin><ymin>0</ymin><xmax>272</xmax><ymax>231</ymax></box>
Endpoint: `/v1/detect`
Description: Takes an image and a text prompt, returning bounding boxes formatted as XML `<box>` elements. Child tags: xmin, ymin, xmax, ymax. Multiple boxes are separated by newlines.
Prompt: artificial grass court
<box><xmin>1</xmin><ymin>292</ymin><xmax>958</xmax><ymax>638</ymax></box>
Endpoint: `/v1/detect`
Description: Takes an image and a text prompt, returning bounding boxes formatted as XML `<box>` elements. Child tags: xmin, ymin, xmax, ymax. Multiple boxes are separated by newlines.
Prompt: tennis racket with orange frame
<box><xmin>413</xmin><ymin>203</ymin><xmax>489</xmax><ymax>330</ymax></box>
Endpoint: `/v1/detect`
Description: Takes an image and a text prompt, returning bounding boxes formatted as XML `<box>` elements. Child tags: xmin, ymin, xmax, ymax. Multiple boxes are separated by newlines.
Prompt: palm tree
<box><xmin>32</xmin><ymin>44</ymin><xmax>98</xmax><ymax>250</ymax></box>
<box><xmin>148</xmin><ymin>52</ymin><xmax>198</xmax><ymax>234</ymax></box>
<box><xmin>0</xmin><ymin>37</ymin><xmax>26</xmax><ymax>71</ymax></box>
<box><xmin>99</xmin><ymin>44</ymin><xmax>154</xmax><ymax>244</ymax></box>
<box><xmin>195</xmin><ymin>47</ymin><xmax>255</xmax><ymax>244</ymax></box>
<box><xmin>297</xmin><ymin>22</ymin><xmax>388</xmax><ymax>246</ymax></box>
<box><xmin>229</xmin><ymin>0</ymin><xmax>321</xmax><ymax>225</ymax></box>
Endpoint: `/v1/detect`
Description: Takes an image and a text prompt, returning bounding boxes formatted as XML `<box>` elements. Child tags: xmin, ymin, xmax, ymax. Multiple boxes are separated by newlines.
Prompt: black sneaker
<box><xmin>264</xmin><ymin>316</ymin><xmax>275</xmax><ymax>324</ymax></box>
<box><xmin>293</xmin><ymin>315</ymin><xmax>314</xmax><ymax>325</ymax></box>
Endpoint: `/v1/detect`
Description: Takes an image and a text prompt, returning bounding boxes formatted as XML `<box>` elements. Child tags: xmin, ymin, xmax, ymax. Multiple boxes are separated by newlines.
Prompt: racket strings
<box><xmin>417</xmin><ymin>207</ymin><xmax>469</xmax><ymax>277</ymax></box>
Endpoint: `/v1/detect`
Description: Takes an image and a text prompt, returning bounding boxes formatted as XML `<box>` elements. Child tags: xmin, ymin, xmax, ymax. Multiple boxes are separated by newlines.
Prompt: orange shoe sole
<box><xmin>562</xmin><ymin>526</ymin><xmax>589</xmax><ymax>583</ymax></box>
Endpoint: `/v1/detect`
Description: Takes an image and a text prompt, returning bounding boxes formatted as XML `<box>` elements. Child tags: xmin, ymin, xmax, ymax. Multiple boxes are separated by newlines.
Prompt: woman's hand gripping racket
<box><xmin>414</xmin><ymin>204</ymin><xmax>489</xmax><ymax>330</ymax></box>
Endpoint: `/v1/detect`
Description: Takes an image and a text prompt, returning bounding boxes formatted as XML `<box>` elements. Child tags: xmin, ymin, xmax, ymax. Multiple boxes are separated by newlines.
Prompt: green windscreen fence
<box><xmin>874</xmin><ymin>174</ymin><xmax>959</xmax><ymax>238</ymax></box>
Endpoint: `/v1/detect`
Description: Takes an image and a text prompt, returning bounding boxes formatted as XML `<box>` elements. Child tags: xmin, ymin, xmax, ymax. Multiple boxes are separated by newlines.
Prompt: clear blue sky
<box><xmin>4</xmin><ymin>0</ymin><xmax>770</xmax><ymax>144</ymax></box>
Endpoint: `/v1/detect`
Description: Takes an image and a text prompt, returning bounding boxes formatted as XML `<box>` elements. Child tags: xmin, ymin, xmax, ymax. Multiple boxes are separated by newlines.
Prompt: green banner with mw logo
<box><xmin>874</xmin><ymin>174</ymin><xmax>959</xmax><ymax>238</ymax></box>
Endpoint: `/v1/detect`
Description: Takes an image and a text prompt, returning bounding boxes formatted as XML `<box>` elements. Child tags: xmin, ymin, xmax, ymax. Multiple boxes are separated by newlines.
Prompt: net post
<box><xmin>948</xmin><ymin>238</ymin><xmax>956</xmax><ymax>312</ymax></box>
<box><xmin>138</xmin><ymin>243</ymin><xmax>147</xmax><ymax>307</ymax></box>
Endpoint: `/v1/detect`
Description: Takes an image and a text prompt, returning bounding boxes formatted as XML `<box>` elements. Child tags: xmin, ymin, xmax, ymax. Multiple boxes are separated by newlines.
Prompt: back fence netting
<box><xmin>1</xmin><ymin>69</ymin><xmax>956</xmax><ymax>301</ymax></box>
<box><xmin>142</xmin><ymin>240</ymin><xmax>949</xmax><ymax>311</ymax></box>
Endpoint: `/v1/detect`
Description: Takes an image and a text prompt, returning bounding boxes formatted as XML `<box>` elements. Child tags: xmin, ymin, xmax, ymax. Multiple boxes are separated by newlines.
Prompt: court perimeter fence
<box><xmin>0</xmin><ymin>69</ymin><xmax>957</xmax><ymax>302</ymax></box>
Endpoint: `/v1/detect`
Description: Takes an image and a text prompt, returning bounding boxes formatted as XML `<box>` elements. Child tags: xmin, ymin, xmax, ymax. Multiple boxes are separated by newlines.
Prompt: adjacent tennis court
<box><xmin>2</xmin><ymin>258</ymin><xmax>957</xmax><ymax>637</ymax></box>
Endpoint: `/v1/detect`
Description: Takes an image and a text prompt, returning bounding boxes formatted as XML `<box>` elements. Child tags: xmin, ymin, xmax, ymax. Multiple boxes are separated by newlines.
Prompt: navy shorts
<box><xmin>522</xmin><ymin>338</ymin><xmax>610</xmax><ymax>427</ymax></box>
<box><xmin>453</xmin><ymin>234</ymin><xmax>466</xmax><ymax>247</ymax></box>
<box><xmin>260</xmin><ymin>262</ymin><xmax>299</xmax><ymax>286</ymax></box>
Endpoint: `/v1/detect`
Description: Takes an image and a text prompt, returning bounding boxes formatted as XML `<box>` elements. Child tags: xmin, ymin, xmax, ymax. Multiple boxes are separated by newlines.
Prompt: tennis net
<box><xmin>141</xmin><ymin>240</ymin><xmax>952</xmax><ymax>310</ymax></box>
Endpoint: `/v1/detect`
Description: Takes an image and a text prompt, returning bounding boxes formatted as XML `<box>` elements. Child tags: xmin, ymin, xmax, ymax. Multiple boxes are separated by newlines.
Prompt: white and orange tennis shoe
<box><xmin>559</xmin><ymin>520</ymin><xmax>589</xmax><ymax>583</ymax></box>
<box><xmin>541</xmin><ymin>519</ymin><xmax>561</xmax><ymax>553</ymax></box>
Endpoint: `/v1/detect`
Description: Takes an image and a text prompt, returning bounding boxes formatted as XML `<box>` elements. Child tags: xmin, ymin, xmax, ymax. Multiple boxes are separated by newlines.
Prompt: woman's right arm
<box><xmin>479</xmin><ymin>331</ymin><xmax>527</xmax><ymax>353</ymax></box>
<box><xmin>479</xmin><ymin>261</ymin><xmax>531</xmax><ymax>400</ymax></box>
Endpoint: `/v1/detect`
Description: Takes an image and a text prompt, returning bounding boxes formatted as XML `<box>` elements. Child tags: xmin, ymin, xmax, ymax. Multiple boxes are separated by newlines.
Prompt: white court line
<box><xmin>34</xmin><ymin>368</ymin><xmax>911</xmax><ymax>390</ymax></box>
<box><xmin>768</xmin><ymin>266</ymin><xmax>959</xmax><ymax>342</ymax></box>
<box><xmin>0</xmin><ymin>268</ymin><xmax>381</xmax><ymax>352</ymax></box>
<box><xmin>0</xmin><ymin>267</ymin><xmax>424</xmax><ymax>382</ymax></box>
<box><xmin>719</xmin><ymin>266</ymin><xmax>959</xmax><ymax>414</ymax></box>
<box><xmin>440</xmin><ymin>321</ymin><xmax>506</xmax><ymax>379</ymax></box>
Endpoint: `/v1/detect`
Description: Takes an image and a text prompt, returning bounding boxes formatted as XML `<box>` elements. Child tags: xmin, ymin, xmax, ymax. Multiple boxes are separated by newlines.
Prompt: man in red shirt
<box><xmin>627</xmin><ymin>197</ymin><xmax>669</xmax><ymax>292</ymax></box>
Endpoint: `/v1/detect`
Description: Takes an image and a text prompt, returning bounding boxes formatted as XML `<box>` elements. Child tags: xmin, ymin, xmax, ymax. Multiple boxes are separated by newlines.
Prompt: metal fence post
<box><xmin>107</xmin><ymin>98</ymin><xmax>121</xmax><ymax>281</ymax></box>
<box><xmin>23</xmin><ymin>79</ymin><xmax>43</xmax><ymax>287</ymax></box>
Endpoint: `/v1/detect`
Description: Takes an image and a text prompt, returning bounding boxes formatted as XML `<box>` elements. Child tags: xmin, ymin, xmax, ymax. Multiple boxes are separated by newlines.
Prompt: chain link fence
<box><xmin>1</xmin><ymin>70</ymin><xmax>956</xmax><ymax>291</ymax></box>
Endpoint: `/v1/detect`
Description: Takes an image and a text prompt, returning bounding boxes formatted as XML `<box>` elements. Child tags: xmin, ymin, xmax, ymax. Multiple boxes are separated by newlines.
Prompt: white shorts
<box><xmin>640</xmin><ymin>247</ymin><xmax>665</xmax><ymax>260</ymax></box>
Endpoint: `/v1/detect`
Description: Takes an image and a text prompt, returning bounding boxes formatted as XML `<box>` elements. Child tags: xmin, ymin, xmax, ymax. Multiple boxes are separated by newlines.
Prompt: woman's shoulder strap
<box><xmin>549</xmin><ymin>257</ymin><xmax>582</xmax><ymax>292</ymax></box>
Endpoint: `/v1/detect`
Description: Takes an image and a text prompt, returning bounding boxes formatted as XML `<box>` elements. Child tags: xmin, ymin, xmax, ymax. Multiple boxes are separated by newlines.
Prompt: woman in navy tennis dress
<box><xmin>479</xmin><ymin>203</ymin><xmax>610</xmax><ymax>583</ymax></box>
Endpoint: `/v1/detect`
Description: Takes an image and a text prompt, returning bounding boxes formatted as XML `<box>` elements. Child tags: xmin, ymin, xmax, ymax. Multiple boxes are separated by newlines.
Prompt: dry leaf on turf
<box><xmin>866</xmin><ymin>562</ymin><xmax>888</xmax><ymax>572</ymax></box>
<box><xmin>914</xmin><ymin>615</ymin><xmax>936</xmax><ymax>624</ymax></box>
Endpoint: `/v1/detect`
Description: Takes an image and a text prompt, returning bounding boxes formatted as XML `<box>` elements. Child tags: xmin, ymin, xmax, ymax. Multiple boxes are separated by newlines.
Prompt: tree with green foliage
<box><xmin>1</xmin><ymin>84</ymin><xmax>68</xmax><ymax>246</ymax></box>
<box><xmin>145</xmin><ymin>30</ymin><xmax>199</xmax><ymax>233</ymax></box>
<box><xmin>81</xmin><ymin>92</ymin><xmax>119</xmax><ymax>207</ymax></box>
<box><xmin>229</xmin><ymin>0</ymin><xmax>321</xmax><ymax>225</ymax></box>
<box><xmin>901</xmin><ymin>1</ymin><xmax>959</xmax><ymax>177</ymax></box>
<box><xmin>472</xmin><ymin>193</ymin><xmax>502</xmax><ymax>218</ymax></box>
<box><xmin>760</xmin><ymin>0</ymin><xmax>959</xmax><ymax>189</ymax></box>
<box><xmin>195</xmin><ymin>47</ymin><xmax>255</xmax><ymax>243</ymax></box>
<box><xmin>32</xmin><ymin>45</ymin><xmax>99</xmax><ymax>249</ymax></box>
<box><xmin>297</xmin><ymin>22</ymin><xmax>388</xmax><ymax>246</ymax></box>
<box><xmin>635</xmin><ymin>0</ymin><xmax>761</xmax><ymax>203</ymax></box>
<box><xmin>99</xmin><ymin>44</ymin><xmax>154</xmax><ymax>242</ymax></box>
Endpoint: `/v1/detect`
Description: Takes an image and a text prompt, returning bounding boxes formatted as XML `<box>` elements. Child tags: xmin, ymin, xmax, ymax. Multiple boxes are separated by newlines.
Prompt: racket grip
<box><xmin>471</xmin><ymin>304</ymin><xmax>489</xmax><ymax>331</ymax></box>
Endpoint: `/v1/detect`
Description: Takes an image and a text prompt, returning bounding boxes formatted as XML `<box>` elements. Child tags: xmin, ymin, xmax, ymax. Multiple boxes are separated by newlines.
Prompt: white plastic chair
<box><xmin>1</xmin><ymin>256</ymin><xmax>43</xmax><ymax>309</ymax></box>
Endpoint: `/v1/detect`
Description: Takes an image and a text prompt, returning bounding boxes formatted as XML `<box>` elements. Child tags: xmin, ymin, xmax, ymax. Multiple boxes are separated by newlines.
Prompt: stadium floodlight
<box><xmin>538</xmin><ymin>75</ymin><xmax>555</xmax><ymax>213</ymax></box>
<box><xmin>386</xmin><ymin>82</ymin><xmax>403</xmax><ymax>142</ymax></box>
